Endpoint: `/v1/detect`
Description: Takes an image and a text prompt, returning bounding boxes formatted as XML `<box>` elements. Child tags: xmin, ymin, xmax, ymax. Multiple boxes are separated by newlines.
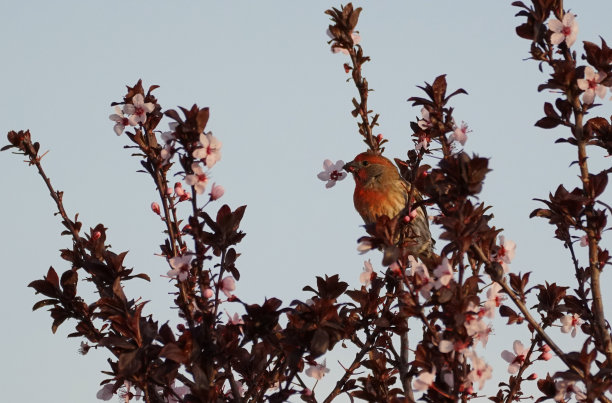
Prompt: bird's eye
<box><xmin>361</xmin><ymin>161</ymin><xmax>369</xmax><ymax>166</ymax></box>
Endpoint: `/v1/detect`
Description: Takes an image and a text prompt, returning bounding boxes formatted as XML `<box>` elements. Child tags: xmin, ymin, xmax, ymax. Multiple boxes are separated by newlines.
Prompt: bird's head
<box><xmin>343</xmin><ymin>152</ymin><xmax>398</xmax><ymax>186</ymax></box>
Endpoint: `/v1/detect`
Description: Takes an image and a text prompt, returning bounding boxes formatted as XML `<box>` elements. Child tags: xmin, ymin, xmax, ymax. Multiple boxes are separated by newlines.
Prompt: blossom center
<box><xmin>330</xmin><ymin>170</ymin><xmax>341</xmax><ymax>180</ymax></box>
<box><xmin>198</xmin><ymin>174</ymin><xmax>207</xmax><ymax>182</ymax></box>
<box><xmin>562</xmin><ymin>26</ymin><xmax>572</xmax><ymax>36</ymax></box>
<box><xmin>135</xmin><ymin>106</ymin><xmax>145</xmax><ymax>115</ymax></box>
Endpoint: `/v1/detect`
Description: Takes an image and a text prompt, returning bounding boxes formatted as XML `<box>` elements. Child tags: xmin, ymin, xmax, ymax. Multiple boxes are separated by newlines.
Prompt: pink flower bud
<box><xmin>376</xmin><ymin>133</ymin><xmax>383</xmax><ymax>142</ymax></box>
<box><xmin>151</xmin><ymin>202</ymin><xmax>161</xmax><ymax>215</ymax></box>
<box><xmin>343</xmin><ymin>63</ymin><xmax>351</xmax><ymax>73</ymax></box>
<box><xmin>527</xmin><ymin>373</ymin><xmax>538</xmax><ymax>380</ymax></box>
<box><xmin>540</xmin><ymin>344</ymin><xmax>551</xmax><ymax>353</ymax></box>
<box><xmin>539</xmin><ymin>352</ymin><xmax>552</xmax><ymax>361</ymax></box>
<box><xmin>174</xmin><ymin>182</ymin><xmax>185</xmax><ymax>197</ymax></box>
<box><xmin>92</xmin><ymin>231</ymin><xmax>101</xmax><ymax>241</ymax></box>
<box><xmin>203</xmin><ymin>288</ymin><xmax>214</xmax><ymax>299</ymax></box>
<box><xmin>209</xmin><ymin>183</ymin><xmax>225</xmax><ymax>201</ymax></box>
<box><xmin>166</xmin><ymin>187</ymin><xmax>173</xmax><ymax>195</ymax></box>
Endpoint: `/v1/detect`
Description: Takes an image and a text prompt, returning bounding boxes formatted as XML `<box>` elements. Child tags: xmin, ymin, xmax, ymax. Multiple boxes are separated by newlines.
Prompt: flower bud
<box><xmin>209</xmin><ymin>183</ymin><xmax>225</xmax><ymax>201</ymax></box>
<box><xmin>151</xmin><ymin>202</ymin><xmax>161</xmax><ymax>215</ymax></box>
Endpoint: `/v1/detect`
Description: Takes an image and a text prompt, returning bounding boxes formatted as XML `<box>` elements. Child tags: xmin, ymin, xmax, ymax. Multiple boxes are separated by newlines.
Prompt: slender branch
<box><xmin>470</xmin><ymin>244</ymin><xmax>586</xmax><ymax>379</ymax></box>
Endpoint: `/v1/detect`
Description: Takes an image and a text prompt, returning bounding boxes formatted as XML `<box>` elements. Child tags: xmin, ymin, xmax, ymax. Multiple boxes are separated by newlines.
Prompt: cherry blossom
<box><xmin>484</xmin><ymin>282</ymin><xmax>505</xmax><ymax>318</ymax></box>
<box><xmin>167</xmin><ymin>255</ymin><xmax>192</xmax><ymax>282</ymax></box>
<box><xmin>328</xmin><ymin>30</ymin><xmax>361</xmax><ymax>54</ymax></box>
<box><xmin>305</xmin><ymin>360</ymin><xmax>330</xmax><ymax>380</ymax></box>
<box><xmin>554</xmin><ymin>379</ymin><xmax>586</xmax><ymax>402</ymax></box>
<box><xmin>433</xmin><ymin>257</ymin><xmax>453</xmax><ymax>289</ymax></box>
<box><xmin>501</xmin><ymin>340</ymin><xmax>528</xmax><ymax>374</ymax></box>
<box><xmin>417</xmin><ymin>107</ymin><xmax>433</xmax><ymax>130</ymax></box>
<box><xmin>579</xmin><ymin>235</ymin><xmax>588</xmax><ymax>247</ymax></box>
<box><xmin>209</xmin><ymin>183</ymin><xmax>225</xmax><ymax>201</ymax></box>
<box><xmin>413</xmin><ymin>367</ymin><xmax>436</xmax><ymax>391</ymax></box>
<box><xmin>409</xmin><ymin>255</ymin><xmax>433</xmax><ymax>299</ymax></box>
<box><xmin>496</xmin><ymin>235</ymin><xmax>516</xmax><ymax>273</ymax></box>
<box><xmin>227</xmin><ymin>312</ymin><xmax>244</xmax><ymax>325</ymax></box>
<box><xmin>96</xmin><ymin>384</ymin><xmax>115</xmax><ymax>400</ymax></box>
<box><xmin>467</xmin><ymin>352</ymin><xmax>493</xmax><ymax>390</ymax></box>
<box><xmin>360</xmin><ymin>259</ymin><xmax>374</xmax><ymax>286</ymax></box>
<box><xmin>220</xmin><ymin>276</ymin><xmax>236</xmax><ymax>298</ymax></box>
<box><xmin>317</xmin><ymin>159</ymin><xmax>347</xmax><ymax>188</ymax></box>
<box><xmin>192</xmin><ymin>132</ymin><xmax>222</xmax><ymax>168</ymax></box>
<box><xmin>464</xmin><ymin>302</ymin><xmax>491</xmax><ymax>347</ymax></box>
<box><xmin>185</xmin><ymin>163</ymin><xmax>208</xmax><ymax>194</ymax></box>
<box><xmin>548</xmin><ymin>13</ymin><xmax>579</xmax><ymax>48</ymax></box>
<box><xmin>450</xmin><ymin>121</ymin><xmax>469</xmax><ymax>146</ymax></box>
<box><xmin>108</xmin><ymin>106</ymin><xmax>131</xmax><ymax>136</ymax></box>
<box><xmin>577</xmin><ymin>66</ymin><xmax>607</xmax><ymax>104</ymax></box>
<box><xmin>125</xmin><ymin>94</ymin><xmax>155</xmax><ymax>126</ymax></box>
<box><xmin>416</xmin><ymin>133</ymin><xmax>430</xmax><ymax>152</ymax></box>
<box><xmin>560</xmin><ymin>313</ymin><xmax>583</xmax><ymax>337</ymax></box>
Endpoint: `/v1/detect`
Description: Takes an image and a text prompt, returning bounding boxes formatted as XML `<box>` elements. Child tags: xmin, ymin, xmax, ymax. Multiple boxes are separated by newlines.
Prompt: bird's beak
<box><xmin>343</xmin><ymin>160</ymin><xmax>358</xmax><ymax>173</ymax></box>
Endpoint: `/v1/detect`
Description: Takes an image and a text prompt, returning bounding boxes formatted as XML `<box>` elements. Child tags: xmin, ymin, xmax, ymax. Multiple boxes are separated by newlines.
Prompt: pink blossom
<box><xmin>450</xmin><ymin>121</ymin><xmax>469</xmax><ymax>146</ymax></box>
<box><xmin>305</xmin><ymin>360</ymin><xmax>330</xmax><ymax>380</ymax></box>
<box><xmin>203</xmin><ymin>288</ymin><xmax>214</xmax><ymax>299</ymax></box>
<box><xmin>167</xmin><ymin>255</ymin><xmax>192</xmax><ymax>282</ymax></box>
<box><xmin>151</xmin><ymin>202</ymin><xmax>161</xmax><ymax>215</ymax></box>
<box><xmin>193</xmin><ymin>132</ymin><xmax>222</xmax><ymax>168</ymax></box>
<box><xmin>501</xmin><ymin>340</ymin><xmax>528</xmax><ymax>374</ymax></box>
<box><xmin>174</xmin><ymin>182</ymin><xmax>185</xmax><ymax>197</ymax></box>
<box><xmin>108</xmin><ymin>106</ymin><xmax>131</xmax><ymax>136</ymax></box>
<box><xmin>579</xmin><ymin>235</ymin><xmax>588</xmax><ymax>247</ymax></box>
<box><xmin>330</xmin><ymin>31</ymin><xmax>361</xmax><ymax>55</ymax></box>
<box><xmin>555</xmin><ymin>379</ymin><xmax>586</xmax><ymax>402</ymax></box>
<box><xmin>126</xmin><ymin>94</ymin><xmax>155</xmax><ymax>126</ymax></box>
<box><xmin>438</xmin><ymin>338</ymin><xmax>468</xmax><ymax>355</ymax></box>
<box><xmin>464</xmin><ymin>302</ymin><xmax>491</xmax><ymax>347</ymax></box>
<box><xmin>227</xmin><ymin>312</ymin><xmax>244</xmax><ymax>325</ymax></box>
<box><xmin>496</xmin><ymin>235</ymin><xmax>516</xmax><ymax>273</ymax></box>
<box><xmin>548</xmin><ymin>13</ymin><xmax>579</xmax><ymax>48</ymax></box>
<box><xmin>220</xmin><ymin>276</ymin><xmax>236</xmax><ymax>298</ymax></box>
<box><xmin>433</xmin><ymin>258</ymin><xmax>453</xmax><ymax>289</ymax></box>
<box><xmin>360</xmin><ymin>259</ymin><xmax>374</xmax><ymax>286</ymax></box>
<box><xmin>467</xmin><ymin>352</ymin><xmax>493</xmax><ymax>390</ymax></box>
<box><xmin>409</xmin><ymin>255</ymin><xmax>433</xmax><ymax>300</ymax></box>
<box><xmin>209</xmin><ymin>183</ymin><xmax>225</xmax><ymax>201</ymax></box>
<box><xmin>560</xmin><ymin>313</ymin><xmax>583</xmax><ymax>337</ymax></box>
<box><xmin>416</xmin><ymin>133</ymin><xmax>430</xmax><ymax>152</ymax></box>
<box><xmin>96</xmin><ymin>384</ymin><xmax>114</xmax><ymax>401</ymax></box>
<box><xmin>577</xmin><ymin>67</ymin><xmax>607</xmax><ymax>104</ymax></box>
<box><xmin>417</xmin><ymin>107</ymin><xmax>432</xmax><ymax>130</ymax></box>
<box><xmin>317</xmin><ymin>159</ymin><xmax>347</xmax><ymax>188</ymax></box>
<box><xmin>483</xmin><ymin>282</ymin><xmax>505</xmax><ymax>318</ymax></box>
<box><xmin>185</xmin><ymin>163</ymin><xmax>208</xmax><ymax>194</ymax></box>
<box><xmin>413</xmin><ymin>368</ymin><xmax>436</xmax><ymax>391</ymax></box>
<box><xmin>160</xmin><ymin>144</ymin><xmax>174</xmax><ymax>163</ymax></box>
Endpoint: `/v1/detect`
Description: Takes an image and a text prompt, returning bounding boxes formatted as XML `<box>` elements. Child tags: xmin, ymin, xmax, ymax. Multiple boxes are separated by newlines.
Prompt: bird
<box><xmin>343</xmin><ymin>151</ymin><xmax>435</xmax><ymax>266</ymax></box>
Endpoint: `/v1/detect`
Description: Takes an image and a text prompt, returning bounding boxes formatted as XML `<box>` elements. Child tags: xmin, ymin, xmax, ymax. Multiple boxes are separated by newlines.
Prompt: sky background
<box><xmin>1</xmin><ymin>1</ymin><xmax>612</xmax><ymax>402</ymax></box>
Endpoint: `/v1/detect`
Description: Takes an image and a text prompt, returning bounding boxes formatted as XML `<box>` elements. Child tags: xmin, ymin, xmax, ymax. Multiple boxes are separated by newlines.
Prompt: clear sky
<box><xmin>1</xmin><ymin>1</ymin><xmax>612</xmax><ymax>402</ymax></box>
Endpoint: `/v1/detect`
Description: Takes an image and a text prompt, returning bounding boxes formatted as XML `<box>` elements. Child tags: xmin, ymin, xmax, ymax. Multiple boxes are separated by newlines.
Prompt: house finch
<box><xmin>343</xmin><ymin>151</ymin><xmax>434</xmax><ymax>264</ymax></box>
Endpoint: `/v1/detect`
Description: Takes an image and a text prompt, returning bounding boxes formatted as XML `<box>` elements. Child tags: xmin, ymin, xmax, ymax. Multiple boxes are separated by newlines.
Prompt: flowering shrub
<box><xmin>3</xmin><ymin>1</ymin><xmax>612</xmax><ymax>402</ymax></box>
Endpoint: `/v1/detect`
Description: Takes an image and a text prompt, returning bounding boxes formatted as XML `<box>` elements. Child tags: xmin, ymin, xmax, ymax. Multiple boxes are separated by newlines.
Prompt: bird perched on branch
<box><xmin>343</xmin><ymin>151</ymin><xmax>435</xmax><ymax>265</ymax></box>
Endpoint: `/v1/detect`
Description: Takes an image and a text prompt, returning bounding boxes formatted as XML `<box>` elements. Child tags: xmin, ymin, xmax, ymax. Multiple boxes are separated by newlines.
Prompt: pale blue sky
<box><xmin>1</xmin><ymin>1</ymin><xmax>612</xmax><ymax>402</ymax></box>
